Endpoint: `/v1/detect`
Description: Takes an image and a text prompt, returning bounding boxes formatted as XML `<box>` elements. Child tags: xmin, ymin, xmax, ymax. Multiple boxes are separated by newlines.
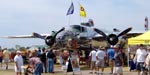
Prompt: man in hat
<box><xmin>14</xmin><ymin>51</ymin><xmax>23</xmax><ymax>75</ymax></box>
<box><xmin>96</xmin><ymin>46</ymin><xmax>106</xmax><ymax>74</ymax></box>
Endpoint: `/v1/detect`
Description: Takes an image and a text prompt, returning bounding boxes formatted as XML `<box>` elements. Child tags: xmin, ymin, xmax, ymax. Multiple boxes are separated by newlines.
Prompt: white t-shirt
<box><xmin>89</xmin><ymin>50</ymin><xmax>97</xmax><ymax>61</ymax></box>
<box><xmin>96</xmin><ymin>49</ymin><xmax>106</xmax><ymax>60</ymax></box>
<box><xmin>14</xmin><ymin>55</ymin><xmax>23</xmax><ymax>72</ymax></box>
<box><xmin>136</xmin><ymin>48</ymin><xmax>147</xmax><ymax>62</ymax></box>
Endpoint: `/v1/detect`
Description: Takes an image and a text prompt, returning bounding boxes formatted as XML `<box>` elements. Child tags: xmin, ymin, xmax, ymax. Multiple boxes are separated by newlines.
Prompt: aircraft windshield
<box><xmin>71</xmin><ymin>25</ymin><xmax>86</xmax><ymax>32</ymax></box>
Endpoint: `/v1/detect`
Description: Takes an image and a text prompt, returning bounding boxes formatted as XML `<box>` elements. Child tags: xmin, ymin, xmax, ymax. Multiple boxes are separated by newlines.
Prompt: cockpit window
<box><xmin>71</xmin><ymin>25</ymin><xmax>86</xmax><ymax>32</ymax></box>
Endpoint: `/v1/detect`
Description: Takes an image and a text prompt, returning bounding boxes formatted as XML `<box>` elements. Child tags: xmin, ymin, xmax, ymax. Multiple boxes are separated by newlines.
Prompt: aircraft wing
<box><xmin>92</xmin><ymin>27</ymin><xmax>145</xmax><ymax>42</ymax></box>
<box><xmin>125</xmin><ymin>30</ymin><xmax>145</xmax><ymax>38</ymax></box>
<box><xmin>0</xmin><ymin>33</ymin><xmax>50</xmax><ymax>38</ymax></box>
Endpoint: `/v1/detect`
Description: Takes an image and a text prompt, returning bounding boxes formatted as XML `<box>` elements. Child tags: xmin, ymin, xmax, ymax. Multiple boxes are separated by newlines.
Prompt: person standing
<box><xmin>14</xmin><ymin>51</ymin><xmax>23</xmax><ymax>75</ymax></box>
<box><xmin>47</xmin><ymin>49</ymin><xmax>56</xmax><ymax>73</ymax></box>
<box><xmin>145</xmin><ymin>47</ymin><xmax>150</xmax><ymax>75</ymax></box>
<box><xmin>62</xmin><ymin>49</ymin><xmax>69</xmax><ymax>65</ymax></box>
<box><xmin>37</xmin><ymin>47</ymin><xmax>41</xmax><ymax>57</ymax></box>
<box><xmin>107</xmin><ymin>46</ymin><xmax>115</xmax><ymax>74</ymax></box>
<box><xmin>29</xmin><ymin>52</ymin><xmax>42</xmax><ymax>75</ymax></box>
<box><xmin>40</xmin><ymin>48</ymin><xmax>47</xmax><ymax>73</ymax></box>
<box><xmin>85</xmin><ymin>48</ymin><xmax>90</xmax><ymax>67</ymax></box>
<box><xmin>96</xmin><ymin>46</ymin><xmax>106</xmax><ymax>74</ymax></box>
<box><xmin>3</xmin><ymin>48</ymin><xmax>10</xmax><ymax>70</ymax></box>
<box><xmin>134</xmin><ymin>44</ymin><xmax>147</xmax><ymax>75</ymax></box>
<box><xmin>89</xmin><ymin>47</ymin><xmax>97</xmax><ymax>74</ymax></box>
<box><xmin>0</xmin><ymin>50</ymin><xmax>3</xmax><ymax>69</ymax></box>
<box><xmin>113</xmin><ymin>46</ymin><xmax>124</xmax><ymax>75</ymax></box>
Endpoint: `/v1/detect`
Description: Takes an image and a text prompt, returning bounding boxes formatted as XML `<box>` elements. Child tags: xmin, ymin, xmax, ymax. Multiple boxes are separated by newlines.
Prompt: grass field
<box><xmin>0</xmin><ymin>62</ymin><xmax>138</xmax><ymax>75</ymax></box>
<box><xmin>0</xmin><ymin>63</ymin><xmax>89</xmax><ymax>75</ymax></box>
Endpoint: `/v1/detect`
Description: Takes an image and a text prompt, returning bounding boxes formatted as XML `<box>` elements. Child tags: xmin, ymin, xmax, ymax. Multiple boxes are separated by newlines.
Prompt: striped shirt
<box><xmin>29</xmin><ymin>57</ymin><xmax>42</xmax><ymax>65</ymax></box>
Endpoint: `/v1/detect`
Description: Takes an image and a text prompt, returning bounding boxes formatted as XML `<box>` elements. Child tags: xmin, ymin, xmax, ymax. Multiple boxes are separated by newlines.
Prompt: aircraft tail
<box><xmin>81</xmin><ymin>19</ymin><xmax>94</xmax><ymax>27</ymax></box>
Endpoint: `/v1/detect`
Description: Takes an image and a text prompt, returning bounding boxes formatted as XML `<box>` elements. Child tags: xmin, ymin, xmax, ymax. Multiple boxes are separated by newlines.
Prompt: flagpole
<box><xmin>78</xmin><ymin>2</ymin><xmax>82</xmax><ymax>24</ymax></box>
<box><xmin>68</xmin><ymin>15</ymin><xmax>71</xmax><ymax>26</ymax></box>
<box><xmin>79</xmin><ymin>16</ymin><xmax>82</xmax><ymax>24</ymax></box>
<box><xmin>66</xmin><ymin>1</ymin><xmax>74</xmax><ymax>25</ymax></box>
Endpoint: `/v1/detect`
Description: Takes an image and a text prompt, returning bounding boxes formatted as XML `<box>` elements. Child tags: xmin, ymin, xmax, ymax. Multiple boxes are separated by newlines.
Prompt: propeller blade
<box><xmin>94</xmin><ymin>28</ymin><xmax>107</xmax><ymax>38</ymax></box>
<box><xmin>117</xmin><ymin>27</ymin><xmax>132</xmax><ymax>37</ymax></box>
<box><xmin>53</xmin><ymin>27</ymin><xmax>65</xmax><ymax>38</ymax></box>
<box><xmin>32</xmin><ymin>32</ymin><xmax>45</xmax><ymax>39</ymax></box>
<box><xmin>45</xmin><ymin>27</ymin><xmax>65</xmax><ymax>47</ymax></box>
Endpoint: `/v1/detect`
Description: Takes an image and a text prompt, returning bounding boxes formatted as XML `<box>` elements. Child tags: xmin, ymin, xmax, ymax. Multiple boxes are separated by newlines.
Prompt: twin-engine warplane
<box><xmin>1</xmin><ymin>20</ymin><xmax>136</xmax><ymax>49</ymax></box>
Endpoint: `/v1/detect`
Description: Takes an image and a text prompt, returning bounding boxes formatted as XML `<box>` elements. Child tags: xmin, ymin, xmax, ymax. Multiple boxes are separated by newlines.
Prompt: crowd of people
<box><xmin>87</xmin><ymin>44</ymin><xmax>150</xmax><ymax>75</ymax></box>
<box><xmin>0</xmin><ymin>47</ymin><xmax>57</xmax><ymax>75</ymax></box>
<box><xmin>88</xmin><ymin>45</ymin><xmax>124</xmax><ymax>75</ymax></box>
<box><xmin>0</xmin><ymin>43</ymin><xmax>150</xmax><ymax>75</ymax></box>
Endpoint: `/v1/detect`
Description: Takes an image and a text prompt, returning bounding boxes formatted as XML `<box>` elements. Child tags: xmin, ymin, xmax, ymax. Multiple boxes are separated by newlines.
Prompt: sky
<box><xmin>0</xmin><ymin>0</ymin><xmax>150</xmax><ymax>48</ymax></box>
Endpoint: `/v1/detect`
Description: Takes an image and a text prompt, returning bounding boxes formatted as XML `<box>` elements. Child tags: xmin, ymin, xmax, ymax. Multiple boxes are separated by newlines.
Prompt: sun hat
<box><xmin>16</xmin><ymin>50</ymin><xmax>21</xmax><ymax>53</ymax></box>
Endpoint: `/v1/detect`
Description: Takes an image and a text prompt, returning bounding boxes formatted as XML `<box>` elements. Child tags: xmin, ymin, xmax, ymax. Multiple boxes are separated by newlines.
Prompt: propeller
<box><xmin>45</xmin><ymin>27</ymin><xmax>65</xmax><ymax>47</ymax></box>
<box><xmin>94</xmin><ymin>27</ymin><xmax>132</xmax><ymax>45</ymax></box>
<box><xmin>93</xmin><ymin>28</ymin><xmax>107</xmax><ymax>38</ymax></box>
<box><xmin>32</xmin><ymin>27</ymin><xmax>65</xmax><ymax>47</ymax></box>
<box><xmin>117</xmin><ymin>27</ymin><xmax>132</xmax><ymax>37</ymax></box>
<box><xmin>32</xmin><ymin>32</ymin><xmax>45</xmax><ymax>39</ymax></box>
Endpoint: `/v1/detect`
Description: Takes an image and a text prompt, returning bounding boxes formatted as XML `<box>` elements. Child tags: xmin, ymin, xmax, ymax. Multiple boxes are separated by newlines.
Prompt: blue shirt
<box><xmin>107</xmin><ymin>48</ymin><xmax>115</xmax><ymax>60</ymax></box>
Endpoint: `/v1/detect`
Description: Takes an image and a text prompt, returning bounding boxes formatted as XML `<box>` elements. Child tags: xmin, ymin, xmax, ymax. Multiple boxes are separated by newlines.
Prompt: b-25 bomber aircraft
<box><xmin>1</xmin><ymin>20</ymin><xmax>133</xmax><ymax>49</ymax></box>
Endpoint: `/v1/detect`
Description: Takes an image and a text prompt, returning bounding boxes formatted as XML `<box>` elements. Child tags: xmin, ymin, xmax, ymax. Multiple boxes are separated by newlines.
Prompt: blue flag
<box><xmin>66</xmin><ymin>2</ymin><xmax>74</xmax><ymax>15</ymax></box>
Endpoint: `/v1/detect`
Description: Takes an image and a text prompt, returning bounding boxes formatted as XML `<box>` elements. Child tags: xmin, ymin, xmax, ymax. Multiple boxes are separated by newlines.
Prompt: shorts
<box><xmin>109</xmin><ymin>59</ymin><xmax>114</xmax><ymax>67</ymax></box>
<box><xmin>4</xmin><ymin>58</ymin><xmax>9</xmax><ymax>63</ymax></box>
<box><xmin>0</xmin><ymin>57</ymin><xmax>2</xmax><ymax>62</ymax></box>
<box><xmin>113</xmin><ymin>66</ymin><xmax>123</xmax><ymax>74</ymax></box>
<box><xmin>15</xmin><ymin>66</ymin><xmax>22</xmax><ymax>72</ymax></box>
<box><xmin>96</xmin><ymin>59</ymin><xmax>105</xmax><ymax>67</ymax></box>
<box><xmin>136</xmin><ymin>62</ymin><xmax>144</xmax><ymax>71</ymax></box>
<box><xmin>91</xmin><ymin>61</ymin><xmax>96</xmax><ymax>69</ymax></box>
